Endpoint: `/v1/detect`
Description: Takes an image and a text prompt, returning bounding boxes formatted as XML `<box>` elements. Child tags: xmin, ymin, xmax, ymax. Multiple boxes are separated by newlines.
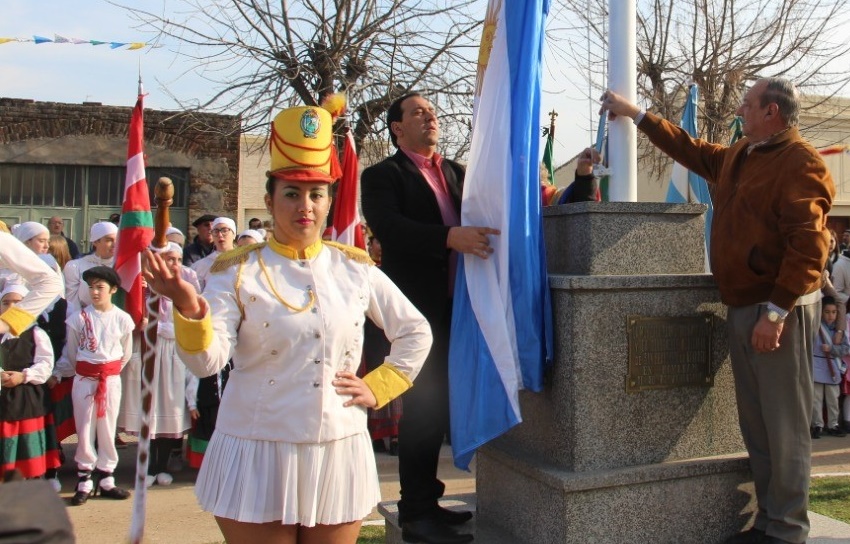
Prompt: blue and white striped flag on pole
<box><xmin>448</xmin><ymin>0</ymin><xmax>553</xmax><ymax>471</ymax></box>
<box><xmin>665</xmin><ymin>84</ymin><xmax>713</xmax><ymax>268</ymax></box>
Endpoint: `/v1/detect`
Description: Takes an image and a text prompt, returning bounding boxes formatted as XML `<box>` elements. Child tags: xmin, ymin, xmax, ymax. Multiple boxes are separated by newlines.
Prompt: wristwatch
<box><xmin>766</xmin><ymin>310</ymin><xmax>785</xmax><ymax>324</ymax></box>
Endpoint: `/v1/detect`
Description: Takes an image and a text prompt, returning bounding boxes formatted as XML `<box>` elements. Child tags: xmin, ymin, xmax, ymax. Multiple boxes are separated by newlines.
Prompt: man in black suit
<box><xmin>361</xmin><ymin>93</ymin><xmax>499</xmax><ymax>544</ymax></box>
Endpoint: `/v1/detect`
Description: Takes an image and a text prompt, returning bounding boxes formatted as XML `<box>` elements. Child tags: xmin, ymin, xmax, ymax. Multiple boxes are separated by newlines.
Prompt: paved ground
<box><xmin>55</xmin><ymin>433</ymin><xmax>848</xmax><ymax>543</ymax></box>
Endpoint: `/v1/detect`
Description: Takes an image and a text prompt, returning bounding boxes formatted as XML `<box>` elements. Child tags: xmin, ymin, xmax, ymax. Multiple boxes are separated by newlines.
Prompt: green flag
<box><xmin>729</xmin><ymin>116</ymin><xmax>744</xmax><ymax>145</ymax></box>
<box><xmin>543</xmin><ymin>131</ymin><xmax>555</xmax><ymax>185</ymax></box>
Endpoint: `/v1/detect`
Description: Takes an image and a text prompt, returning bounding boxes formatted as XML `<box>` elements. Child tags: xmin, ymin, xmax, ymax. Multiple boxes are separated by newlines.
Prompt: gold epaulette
<box><xmin>323</xmin><ymin>240</ymin><xmax>374</xmax><ymax>266</ymax></box>
<box><xmin>210</xmin><ymin>242</ymin><xmax>267</xmax><ymax>273</ymax></box>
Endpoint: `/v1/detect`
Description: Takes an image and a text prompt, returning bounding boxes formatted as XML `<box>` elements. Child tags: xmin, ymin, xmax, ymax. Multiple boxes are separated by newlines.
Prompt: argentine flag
<box><xmin>665</xmin><ymin>84</ymin><xmax>713</xmax><ymax>269</ymax></box>
<box><xmin>448</xmin><ymin>0</ymin><xmax>553</xmax><ymax>471</ymax></box>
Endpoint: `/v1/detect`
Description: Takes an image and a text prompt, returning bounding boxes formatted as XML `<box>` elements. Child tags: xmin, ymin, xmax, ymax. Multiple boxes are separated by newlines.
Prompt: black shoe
<box><xmin>827</xmin><ymin>425</ymin><xmax>847</xmax><ymax>437</ymax></box>
<box><xmin>70</xmin><ymin>490</ymin><xmax>92</xmax><ymax>506</ymax></box>
<box><xmin>91</xmin><ymin>469</ymin><xmax>131</xmax><ymax>500</ymax></box>
<box><xmin>96</xmin><ymin>485</ymin><xmax>131</xmax><ymax>500</ymax></box>
<box><xmin>70</xmin><ymin>471</ymin><xmax>92</xmax><ymax>506</ymax></box>
<box><xmin>401</xmin><ymin>518</ymin><xmax>474</xmax><ymax>544</ymax></box>
<box><xmin>435</xmin><ymin>505</ymin><xmax>473</xmax><ymax>525</ymax></box>
<box><xmin>373</xmin><ymin>439</ymin><xmax>387</xmax><ymax>453</ymax></box>
<box><xmin>724</xmin><ymin>528</ymin><xmax>765</xmax><ymax>544</ymax></box>
<box><xmin>811</xmin><ymin>426</ymin><xmax>823</xmax><ymax>439</ymax></box>
<box><xmin>389</xmin><ymin>439</ymin><xmax>400</xmax><ymax>456</ymax></box>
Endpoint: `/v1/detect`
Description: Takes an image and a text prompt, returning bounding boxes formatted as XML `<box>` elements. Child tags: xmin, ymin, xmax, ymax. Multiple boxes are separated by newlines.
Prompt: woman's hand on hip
<box><xmin>333</xmin><ymin>371</ymin><xmax>377</xmax><ymax>409</ymax></box>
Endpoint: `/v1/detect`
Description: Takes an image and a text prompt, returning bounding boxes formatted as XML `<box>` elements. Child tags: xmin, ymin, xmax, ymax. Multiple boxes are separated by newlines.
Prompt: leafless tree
<box><xmin>554</xmin><ymin>0</ymin><xmax>850</xmax><ymax>172</ymax></box>
<box><xmin>121</xmin><ymin>0</ymin><xmax>482</xmax><ymax>162</ymax></box>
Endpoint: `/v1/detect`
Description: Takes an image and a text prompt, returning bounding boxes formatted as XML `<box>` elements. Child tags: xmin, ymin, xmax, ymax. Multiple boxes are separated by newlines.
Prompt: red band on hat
<box><xmin>268</xmin><ymin>168</ymin><xmax>335</xmax><ymax>184</ymax></box>
<box><xmin>271</xmin><ymin>124</ymin><xmax>332</xmax><ymax>152</ymax></box>
<box><xmin>270</xmin><ymin>133</ymin><xmax>334</xmax><ymax>170</ymax></box>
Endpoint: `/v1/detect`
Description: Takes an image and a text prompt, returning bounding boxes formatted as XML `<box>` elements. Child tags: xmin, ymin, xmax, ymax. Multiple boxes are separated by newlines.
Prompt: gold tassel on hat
<box><xmin>321</xmin><ymin>92</ymin><xmax>347</xmax><ymax>119</ymax></box>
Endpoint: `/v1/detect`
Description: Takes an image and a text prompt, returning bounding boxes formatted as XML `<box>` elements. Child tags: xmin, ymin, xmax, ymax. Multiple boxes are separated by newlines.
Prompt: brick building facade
<box><xmin>0</xmin><ymin>97</ymin><xmax>240</xmax><ymax>245</ymax></box>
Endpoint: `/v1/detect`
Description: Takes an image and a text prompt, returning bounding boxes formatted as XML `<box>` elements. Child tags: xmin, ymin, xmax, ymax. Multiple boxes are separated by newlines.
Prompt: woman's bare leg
<box><xmin>215</xmin><ymin>516</ymin><xmax>298</xmax><ymax>544</ymax></box>
<box><xmin>298</xmin><ymin>521</ymin><xmax>362</xmax><ymax>544</ymax></box>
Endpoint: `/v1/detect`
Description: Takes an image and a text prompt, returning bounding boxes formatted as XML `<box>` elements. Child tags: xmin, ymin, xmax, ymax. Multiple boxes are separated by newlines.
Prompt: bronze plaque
<box><xmin>626</xmin><ymin>315</ymin><xmax>713</xmax><ymax>393</ymax></box>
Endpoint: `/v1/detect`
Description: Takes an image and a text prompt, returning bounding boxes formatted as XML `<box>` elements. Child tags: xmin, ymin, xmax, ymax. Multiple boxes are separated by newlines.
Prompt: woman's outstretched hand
<box><xmin>142</xmin><ymin>250</ymin><xmax>203</xmax><ymax>319</ymax></box>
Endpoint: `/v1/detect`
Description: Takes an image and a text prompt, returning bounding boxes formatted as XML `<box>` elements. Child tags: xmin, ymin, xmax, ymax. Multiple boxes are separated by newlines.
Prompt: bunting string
<box><xmin>0</xmin><ymin>34</ymin><xmax>154</xmax><ymax>50</ymax></box>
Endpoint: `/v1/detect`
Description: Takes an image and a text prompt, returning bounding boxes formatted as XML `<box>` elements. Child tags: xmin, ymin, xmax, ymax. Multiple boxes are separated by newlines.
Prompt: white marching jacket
<box><xmin>174</xmin><ymin>241</ymin><xmax>432</xmax><ymax>444</ymax></box>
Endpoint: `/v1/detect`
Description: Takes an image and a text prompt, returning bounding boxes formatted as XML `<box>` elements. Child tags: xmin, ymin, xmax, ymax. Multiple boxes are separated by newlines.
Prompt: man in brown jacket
<box><xmin>603</xmin><ymin>78</ymin><xmax>834</xmax><ymax>544</ymax></box>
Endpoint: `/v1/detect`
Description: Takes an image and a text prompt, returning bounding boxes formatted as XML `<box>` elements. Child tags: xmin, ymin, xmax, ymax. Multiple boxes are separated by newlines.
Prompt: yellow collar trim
<box><xmin>267</xmin><ymin>237</ymin><xmax>323</xmax><ymax>260</ymax></box>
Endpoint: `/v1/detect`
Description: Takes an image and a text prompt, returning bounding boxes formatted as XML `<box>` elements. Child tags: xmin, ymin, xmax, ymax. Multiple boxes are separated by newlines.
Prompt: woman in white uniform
<box><xmin>144</xmin><ymin>105</ymin><xmax>432</xmax><ymax>544</ymax></box>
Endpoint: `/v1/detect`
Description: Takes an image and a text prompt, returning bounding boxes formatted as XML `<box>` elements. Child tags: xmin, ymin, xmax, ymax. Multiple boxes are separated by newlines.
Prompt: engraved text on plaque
<box><xmin>626</xmin><ymin>315</ymin><xmax>713</xmax><ymax>393</ymax></box>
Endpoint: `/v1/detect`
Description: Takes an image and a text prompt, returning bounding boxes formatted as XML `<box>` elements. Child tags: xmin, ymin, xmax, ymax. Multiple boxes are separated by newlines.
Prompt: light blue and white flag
<box><xmin>665</xmin><ymin>84</ymin><xmax>713</xmax><ymax>269</ymax></box>
<box><xmin>448</xmin><ymin>0</ymin><xmax>553</xmax><ymax>471</ymax></box>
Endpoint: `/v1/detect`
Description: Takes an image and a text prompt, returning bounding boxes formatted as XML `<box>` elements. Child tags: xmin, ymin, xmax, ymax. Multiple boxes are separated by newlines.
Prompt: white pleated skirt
<box><xmin>195</xmin><ymin>430</ymin><xmax>381</xmax><ymax>526</ymax></box>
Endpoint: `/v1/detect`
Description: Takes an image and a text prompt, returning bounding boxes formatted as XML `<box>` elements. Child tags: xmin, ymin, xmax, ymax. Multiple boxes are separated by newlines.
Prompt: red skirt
<box><xmin>368</xmin><ymin>396</ymin><xmax>402</xmax><ymax>440</ymax></box>
<box><xmin>0</xmin><ymin>414</ymin><xmax>61</xmax><ymax>478</ymax></box>
<box><xmin>50</xmin><ymin>379</ymin><xmax>76</xmax><ymax>442</ymax></box>
<box><xmin>186</xmin><ymin>409</ymin><xmax>218</xmax><ymax>470</ymax></box>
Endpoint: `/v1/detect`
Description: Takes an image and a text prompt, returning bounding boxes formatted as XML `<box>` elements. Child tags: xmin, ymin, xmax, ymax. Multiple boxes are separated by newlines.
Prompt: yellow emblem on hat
<box><xmin>300</xmin><ymin>109</ymin><xmax>321</xmax><ymax>139</ymax></box>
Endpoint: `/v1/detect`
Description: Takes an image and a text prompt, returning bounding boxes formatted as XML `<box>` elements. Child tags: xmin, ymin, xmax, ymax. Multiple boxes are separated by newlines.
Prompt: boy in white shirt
<box><xmin>66</xmin><ymin>266</ymin><xmax>134</xmax><ymax>506</ymax></box>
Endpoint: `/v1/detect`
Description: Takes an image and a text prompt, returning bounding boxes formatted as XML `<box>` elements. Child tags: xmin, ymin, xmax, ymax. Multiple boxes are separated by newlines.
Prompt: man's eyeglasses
<box><xmin>212</xmin><ymin>228</ymin><xmax>233</xmax><ymax>235</ymax></box>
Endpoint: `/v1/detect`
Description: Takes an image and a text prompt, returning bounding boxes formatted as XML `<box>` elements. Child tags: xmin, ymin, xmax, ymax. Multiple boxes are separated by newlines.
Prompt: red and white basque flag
<box><xmin>331</xmin><ymin>132</ymin><xmax>365</xmax><ymax>249</ymax></box>
<box><xmin>113</xmin><ymin>85</ymin><xmax>154</xmax><ymax>328</ymax></box>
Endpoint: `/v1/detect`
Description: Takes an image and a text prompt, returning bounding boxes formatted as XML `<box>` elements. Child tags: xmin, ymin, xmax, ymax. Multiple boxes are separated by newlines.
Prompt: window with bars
<box><xmin>0</xmin><ymin>164</ymin><xmax>189</xmax><ymax>208</ymax></box>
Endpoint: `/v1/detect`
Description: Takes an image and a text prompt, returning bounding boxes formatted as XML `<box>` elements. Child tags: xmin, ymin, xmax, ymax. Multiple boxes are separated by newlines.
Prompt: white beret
<box><xmin>90</xmin><ymin>221</ymin><xmax>119</xmax><ymax>242</ymax></box>
<box><xmin>149</xmin><ymin>241</ymin><xmax>183</xmax><ymax>256</ymax></box>
<box><xmin>237</xmin><ymin>229</ymin><xmax>264</xmax><ymax>244</ymax></box>
<box><xmin>211</xmin><ymin>217</ymin><xmax>236</xmax><ymax>233</ymax></box>
<box><xmin>0</xmin><ymin>283</ymin><xmax>29</xmax><ymax>301</ymax></box>
<box><xmin>13</xmin><ymin>221</ymin><xmax>48</xmax><ymax>243</ymax></box>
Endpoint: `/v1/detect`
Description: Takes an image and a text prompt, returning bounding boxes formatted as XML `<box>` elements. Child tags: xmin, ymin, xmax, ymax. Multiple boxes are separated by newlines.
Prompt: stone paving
<box><xmin>58</xmin><ymin>434</ymin><xmax>849</xmax><ymax>543</ymax></box>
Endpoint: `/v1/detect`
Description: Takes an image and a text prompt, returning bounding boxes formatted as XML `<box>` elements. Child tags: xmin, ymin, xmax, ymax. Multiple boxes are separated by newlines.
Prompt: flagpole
<box><xmin>122</xmin><ymin>77</ymin><xmax>157</xmax><ymax>544</ymax></box>
<box><xmin>607</xmin><ymin>0</ymin><xmax>637</xmax><ymax>202</ymax></box>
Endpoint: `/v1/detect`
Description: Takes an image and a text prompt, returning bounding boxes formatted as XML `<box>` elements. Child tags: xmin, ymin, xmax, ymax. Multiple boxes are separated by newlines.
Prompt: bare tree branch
<box><xmin>559</xmin><ymin>0</ymin><xmax>850</xmax><ymax>174</ymax></box>
<box><xmin>118</xmin><ymin>0</ymin><xmax>481</xmax><ymax>159</ymax></box>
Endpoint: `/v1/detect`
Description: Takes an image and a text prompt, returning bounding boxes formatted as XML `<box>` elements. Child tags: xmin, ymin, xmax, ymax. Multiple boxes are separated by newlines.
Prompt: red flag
<box><xmin>331</xmin><ymin>132</ymin><xmax>365</xmax><ymax>249</ymax></box>
<box><xmin>819</xmin><ymin>144</ymin><xmax>849</xmax><ymax>156</ymax></box>
<box><xmin>113</xmin><ymin>90</ymin><xmax>154</xmax><ymax>327</ymax></box>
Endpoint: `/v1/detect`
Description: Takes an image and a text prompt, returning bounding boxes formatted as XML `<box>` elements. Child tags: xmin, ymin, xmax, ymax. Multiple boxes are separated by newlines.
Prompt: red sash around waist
<box><xmin>76</xmin><ymin>360</ymin><xmax>122</xmax><ymax>418</ymax></box>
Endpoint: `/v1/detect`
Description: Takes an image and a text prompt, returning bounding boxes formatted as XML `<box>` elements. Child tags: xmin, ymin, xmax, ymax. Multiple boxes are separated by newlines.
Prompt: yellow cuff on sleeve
<box><xmin>0</xmin><ymin>306</ymin><xmax>36</xmax><ymax>337</ymax></box>
<box><xmin>362</xmin><ymin>362</ymin><xmax>413</xmax><ymax>409</ymax></box>
<box><xmin>173</xmin><ymin>304</ymin><xmax>214</xmax><ymax>354</ymax></box>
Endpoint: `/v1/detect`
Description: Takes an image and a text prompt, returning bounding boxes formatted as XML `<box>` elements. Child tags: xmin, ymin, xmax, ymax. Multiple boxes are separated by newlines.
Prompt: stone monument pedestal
<box><xmin>473</xmin><ymin>202</ymin><xmax>756</xmax><ymax>543</ymax></box>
